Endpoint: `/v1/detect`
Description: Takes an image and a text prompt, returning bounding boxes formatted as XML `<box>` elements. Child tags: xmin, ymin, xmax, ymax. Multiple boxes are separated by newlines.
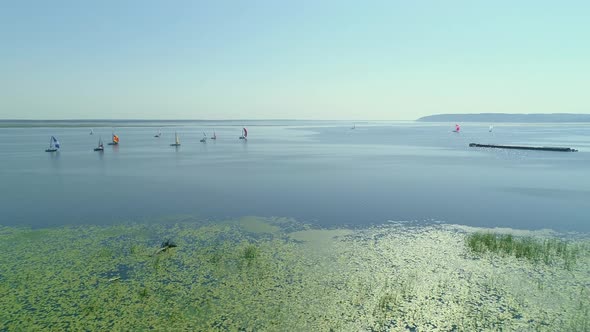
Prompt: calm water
<box><xmin>1</xmin><ymin>121</ymin><xmax>589</xmax><ymax>231</ymax></box>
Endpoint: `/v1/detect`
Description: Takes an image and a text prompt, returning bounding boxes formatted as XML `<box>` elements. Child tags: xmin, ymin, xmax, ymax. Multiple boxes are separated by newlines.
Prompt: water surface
<box><xmin>1</xmin><ymin>121</ymin><xmax>588</xmax><ymax>231</ymax></box>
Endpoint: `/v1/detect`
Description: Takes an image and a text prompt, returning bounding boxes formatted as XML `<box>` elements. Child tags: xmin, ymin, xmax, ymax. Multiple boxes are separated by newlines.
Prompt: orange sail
<box><xmin>113</xmin><ymin>134</ymin><xmax>119</xmax><ymax>143</ymax></box>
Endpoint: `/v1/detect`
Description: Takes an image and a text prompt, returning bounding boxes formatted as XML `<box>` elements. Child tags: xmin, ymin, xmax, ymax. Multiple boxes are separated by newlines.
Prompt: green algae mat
<box><xmin>1</xmin><ymin>217</ymin><xmax>589</xmax><ymax>331</ymax></box>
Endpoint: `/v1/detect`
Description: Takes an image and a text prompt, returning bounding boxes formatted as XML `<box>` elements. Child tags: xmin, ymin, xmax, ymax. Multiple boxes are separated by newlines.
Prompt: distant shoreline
<box><xmin>418</xmin><ymin>113</ymin><xmax>590</xmax><ymax>123</ymax></box>
<box><xmin>0</xmin><ymin>119</ymin><xmax>398</xmax><ymax>128</ymax></box>
<box><xmin>0</xmin><ymin>119</ymin><xmax>313</xmax><ymax>128</ymax></box>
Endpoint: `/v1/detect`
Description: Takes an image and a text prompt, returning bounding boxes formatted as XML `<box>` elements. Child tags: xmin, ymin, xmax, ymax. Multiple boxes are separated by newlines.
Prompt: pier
<box><xmin>469</xmin><ymin>143</ymin><xmax>578</xmax><ymax>152</ymax></box>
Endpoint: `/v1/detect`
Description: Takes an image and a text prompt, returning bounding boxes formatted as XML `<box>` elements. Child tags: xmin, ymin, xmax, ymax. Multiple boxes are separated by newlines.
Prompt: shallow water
<box><xmin>1</xmin><ymin>120</ymin><xmax>589</xmax><ymax>231</ymax></box>
<box><xmin>0</xmin><ymin>218</ymin><xmax>588</xmax><ymax>330</ymax></box>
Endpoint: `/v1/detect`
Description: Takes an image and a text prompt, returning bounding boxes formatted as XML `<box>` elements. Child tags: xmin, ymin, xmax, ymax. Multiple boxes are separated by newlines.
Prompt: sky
<box><xmin>0</xmin><ymin>0</ymin><xmax>589</xmax><ymax>120</ymax></box>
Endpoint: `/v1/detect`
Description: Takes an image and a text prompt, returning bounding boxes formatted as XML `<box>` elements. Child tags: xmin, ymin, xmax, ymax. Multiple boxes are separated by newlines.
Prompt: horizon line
<box><xmin>0</xmin><ymin>118</ymin><xmax>415</xmax><ymax>122</ymax></box>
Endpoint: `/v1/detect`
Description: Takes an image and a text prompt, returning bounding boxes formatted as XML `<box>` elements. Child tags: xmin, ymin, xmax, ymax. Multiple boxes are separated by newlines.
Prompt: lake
<box><xmin>1</xmin><ymin>120</ymin><xmax>589</xmax><ymax>231</ymax></box>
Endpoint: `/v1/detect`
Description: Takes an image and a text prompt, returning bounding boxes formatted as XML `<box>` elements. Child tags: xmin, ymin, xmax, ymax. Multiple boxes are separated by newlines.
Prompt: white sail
<box><xmin>51</xmin><ymin>136</ymin><xmax>60</xmax><ymax>149</ymax></box>
<box><xmin>46</xmin><ymin>136</ymin><xmax>60</xmax><ymax>152</ymax></box>
<box><xmin>239</xmin><ymin>127</ymin><xmax>248</xmax><ymax>139</ymax></box>
<box><xmin>170</xmin><ymin>132</ymin><xmax>180</xmax><ymax>146</ymax></box>
<box><xmin>94</xmin><ymin>136</ymin><xmax>104</xmax><ymax>151</ymax></box>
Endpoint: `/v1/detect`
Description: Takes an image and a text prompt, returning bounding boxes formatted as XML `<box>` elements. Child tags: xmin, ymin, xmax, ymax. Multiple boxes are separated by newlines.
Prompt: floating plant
<box><xmin>0</xmin><ymin>217</ymin><xmax>588</xmax><ymax>331</ymax></box>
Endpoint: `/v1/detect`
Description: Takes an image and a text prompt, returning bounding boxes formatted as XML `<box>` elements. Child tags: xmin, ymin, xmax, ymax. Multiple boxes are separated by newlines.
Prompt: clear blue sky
<box><xmin>1</xmin><ymin>0</ymin><xmax>589</xmax><ymax>120</ymax></box>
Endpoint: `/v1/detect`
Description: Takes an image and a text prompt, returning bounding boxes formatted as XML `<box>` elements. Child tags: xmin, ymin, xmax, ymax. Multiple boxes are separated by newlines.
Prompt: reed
<box><xmin>466</xmin><ymin>232</ymin><xmax>578</xmax><ymax>269</ymax></box>
<box><xmin>243</xmin><ymin>244</ymin><xmax>258</xmax><ymax>264</ymax></box>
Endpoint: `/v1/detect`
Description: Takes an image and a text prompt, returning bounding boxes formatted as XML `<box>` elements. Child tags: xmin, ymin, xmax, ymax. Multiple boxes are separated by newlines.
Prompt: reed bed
<box><xmin>466</xmin><ymin>232</ymin><xmax>580</xmax><ymax>270</ymax></box>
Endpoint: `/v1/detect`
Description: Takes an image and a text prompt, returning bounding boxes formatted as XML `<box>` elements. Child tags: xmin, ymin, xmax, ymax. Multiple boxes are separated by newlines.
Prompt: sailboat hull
<box><xmin>107</xmin><ymin>142</ymin><xmax>118</xmax><ymax>145</ymax></box>
<box><xmin>94</xmin><ymin>148</ymin><xmax>104</xmax><ymax>151</ymax></box>
<box><xmin>45</xmin><ymin>148</ymin><xmax>58</xmax><ymax>152</ymax></box>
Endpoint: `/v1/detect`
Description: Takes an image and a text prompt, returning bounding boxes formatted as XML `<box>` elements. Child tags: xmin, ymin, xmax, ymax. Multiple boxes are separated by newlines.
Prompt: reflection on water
<box><xmin>48</xmin><ymin>151</ymin><xmax>60</xmax><ymax>171</ymax></box>
<box><xmin>48</xmin><ymin>150</ymin><xmax>60</xmax><ymax>160</ymax></box>
<box><xmin>199</xmin><ymin>141</ymin><xmax>208</xmax><ymax>153</ymax></box>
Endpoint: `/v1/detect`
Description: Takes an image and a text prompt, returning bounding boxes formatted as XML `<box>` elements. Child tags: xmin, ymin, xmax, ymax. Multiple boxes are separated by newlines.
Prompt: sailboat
<box><xmin>154</xmin><ymin>128</ymin><xmax>161</xmax><ymax>138</ymax></box>
<box><xmin>452</xmin><ymin>124</ymin><xmax>461</xmax><ymax>133</ymax></box>
<box><xmin>489</xmin><ymin>125</ymin><xmax>494</xmax><ymax>133</ymax></box>
<box><xmin>108</xmin><ymin>132</ymin><xmax>119</xmax><ymax>145</ymax></box>
<box><xmin>170</xmin><ymin>132</ymin><xmax>181</xmax><ymax>146</ymax></box>
<box><xmin>89</xmin><ymin>128</ymin><xmax>94</xmax><ymax>135</ymax></box>
<box><xmin>94</xmin><ymin>137</ymin><xmax>104</xmax><ymax>151</ymax></box>
<box><xmin>45</xmin><ymin>136</ymin><xmax>60</xmax><ymax>152</ymax></box>
<box><xmin>210</xmin><ymin>131</ymin><xmax>217</xmax><ymax>140</ymax></box>
<box><xmin>200</xmin><ymin>132</ymin><xmax>207</xmax><ymax>143</ymax></box>
<box><xmin>351</xmin><ymin>123</ymin><xmax>356</xmax><ymax>130</ymax></box>
<box><xmin>239</xmin><ymin>127</ymin><xmax>248</xmax><ymax>140</ymax></box>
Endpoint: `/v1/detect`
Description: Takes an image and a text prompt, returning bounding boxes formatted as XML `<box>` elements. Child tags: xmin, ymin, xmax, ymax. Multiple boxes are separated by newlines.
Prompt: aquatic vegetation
<box><xmin>466</xmin><ymin>231</ymin><xmax>581</xmax><ymax>269</ymax></box>
<box><xmin>152</xmin><ymin>239</ymin><xmax>178</xmax><ymax>256</ymax></box>
<box><xmin>242</xmin><ymin>244</ymin><xmax>258</xmax><ymax>263</ymax></box>
<box><xmin>0</xmin><ymin>217</ymin><xmax>588</xmax><ymax>331</ymax></box>
<box><xmin>138</xmin><ymin>287</ymin><xmax>150</xmax><ymax>299</ymax></box>
<box><xmin>237</xmin><ymin>216</ymin><xmax>281</xmax><ymax>234</ymax></box>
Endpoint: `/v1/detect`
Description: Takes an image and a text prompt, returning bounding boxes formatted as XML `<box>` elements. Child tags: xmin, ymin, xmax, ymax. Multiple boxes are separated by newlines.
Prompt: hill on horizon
<box><xmin>417</xmin><ymin>113</ymin><xmax>590</xmax><ymax>123</ymax></box>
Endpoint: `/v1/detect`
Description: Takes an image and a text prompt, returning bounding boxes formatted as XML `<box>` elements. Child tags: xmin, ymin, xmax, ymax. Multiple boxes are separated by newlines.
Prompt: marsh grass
<box><xmin>243</xmin><ymin>244</ymin><xmax>258</xmax><ymax>261</ymax></box>
<box><xmin>138</xmin><ymin>287</ymin><xmax>150</xmax><ymax>300</ymax></box>
<box><xmin>466</xmin><ymin>232</ymin><xmax>579</xmax><ymax>269</ymax></box>
<box><xmin>1</xmin><ymin>220</ymin><xmax>588</xmax><ymax>331</ymax></box>
<box><xmin>377</xmin><ymin>293</ymin><xmax>397</xmax><ymax>313</ymax></box>
<box><xmin>242</xmin><ymin>244</ymin><xmax>258</xmax><ymax>265</ymax></box>
<box><xmin>96</xmin><ymin>247</ymin><xmax>113</xmax><ymax>259</ymax></box>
